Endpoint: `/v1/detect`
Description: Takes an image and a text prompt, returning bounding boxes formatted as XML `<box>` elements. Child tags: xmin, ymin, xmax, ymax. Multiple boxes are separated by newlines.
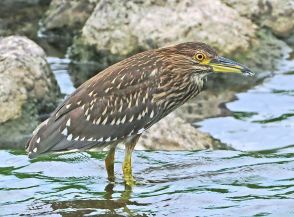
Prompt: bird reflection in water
<box><xmin>47</xmin><ymin>183</ymin><xmax>149</xmax><ymax>216</ymax></box>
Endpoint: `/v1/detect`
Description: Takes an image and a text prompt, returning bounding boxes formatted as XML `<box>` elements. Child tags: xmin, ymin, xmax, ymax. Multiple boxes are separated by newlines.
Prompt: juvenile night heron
<box><xmin>26</xmin><ymin>42</ymin><xmax>253</xmax><ymax>185</ymax></box>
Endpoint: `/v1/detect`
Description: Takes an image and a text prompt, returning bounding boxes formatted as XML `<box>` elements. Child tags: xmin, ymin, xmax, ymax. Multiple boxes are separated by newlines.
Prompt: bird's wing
<box><xmin>26</xmin><ymin>55</ymin><xmax>162</xmax><ymax>158</ymax></box>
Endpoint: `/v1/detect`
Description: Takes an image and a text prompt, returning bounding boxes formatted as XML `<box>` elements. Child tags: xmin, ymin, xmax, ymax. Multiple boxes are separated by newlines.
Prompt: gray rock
<box><xmin>222</xmin><ymin>0</ymin><xmax>294</xmax><ymax>39</ymax></box>
<box><xmin>136</xmin><ymin>113</ymin><xmax>223</xmax><ymax>151</ymax></box>
<box><xmin>70</xmin><ymin>0</ymin><xmax>256</xmax><ymax>63</ymax></box>
<box><xmin>176</xmin><ymin>89</ymin><xmax>236</xmax><ymax>122</ymax></box>
<box><xmin>0</xmin><ymin>36</ymin><xmax>60</xmax><ymax>148</ymax></box>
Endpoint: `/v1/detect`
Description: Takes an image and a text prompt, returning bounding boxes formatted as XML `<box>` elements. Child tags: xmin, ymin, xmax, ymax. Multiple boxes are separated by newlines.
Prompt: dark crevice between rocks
<box><xmin>0</xmin><ymin>0</ymin><xmax>51</xmax><ymax>39</ymax></box>
<box><xmin>37</xmin><ymin>0</ymin><xmax>98</xmax><ymax>57</ymax></box>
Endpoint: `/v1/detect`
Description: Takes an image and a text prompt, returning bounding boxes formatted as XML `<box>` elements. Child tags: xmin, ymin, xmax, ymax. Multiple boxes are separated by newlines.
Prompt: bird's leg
<box><xmin>123</xmin><ymin>135</ymin><xmax>140</xmax><ymax>186</ymax></box>
<box><xmin>105</xmin><ymin>144</ymin><xmax>117</xmax><ymax>182</ymax></box>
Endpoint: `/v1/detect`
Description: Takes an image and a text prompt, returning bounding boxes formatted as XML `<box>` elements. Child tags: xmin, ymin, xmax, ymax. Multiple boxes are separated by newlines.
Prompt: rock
<box><xmin>0</xmin><ymin>36</ymin><xmax>60</xmax><ymax>148</ymax></box>
<box><xmin>41</xmin><ymin>0</ymin><xmax>97</xmax><ymax>38</ymax></box>
<box><xmin>70</xmin><ymin>0</ymin><xmax>256</xmax><ymax>66</ymax></box>
<box><xmin>222</xmin><ymin>0</ymin><xmax>294</xmax><ymax>39</ymax></box>
<box><xmin>135</xmin><ymin>113</ymin><xmax>222</xmax><ymax>151</ymax></box>
<box><xmin>176</xmin><ymin>90</ymin><xmax>236</xmax><ymax>122</ymax></box>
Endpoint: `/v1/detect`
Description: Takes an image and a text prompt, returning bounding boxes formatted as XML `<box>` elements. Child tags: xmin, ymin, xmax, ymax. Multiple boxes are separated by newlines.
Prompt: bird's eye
<box><xmin>194</xmin><ymin>52</ymin><xmax>205</xmax><ymax>61</ymax></box>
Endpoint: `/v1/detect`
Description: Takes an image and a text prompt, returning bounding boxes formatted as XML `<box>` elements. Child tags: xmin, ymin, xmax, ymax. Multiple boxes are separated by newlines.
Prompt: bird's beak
<box><xmin>208</xmin><ymin>56</ymin><xmax>254</xmax><ymax>76</ymax></box>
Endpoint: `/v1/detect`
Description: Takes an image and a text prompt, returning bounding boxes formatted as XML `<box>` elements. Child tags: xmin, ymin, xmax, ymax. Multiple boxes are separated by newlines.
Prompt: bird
<box><xmin>25</xmin><ymin>42</ymin><xmax>253</xmax><ymax>186</ymax></box>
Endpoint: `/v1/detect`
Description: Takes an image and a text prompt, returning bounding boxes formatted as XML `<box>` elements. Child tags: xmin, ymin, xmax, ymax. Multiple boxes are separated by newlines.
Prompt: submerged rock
<box><xmin>0</xmin><ymin>36</ymin><xmax>60</xmax><ymax>148</ymax></box>
<box><xmin>136</xmin><ymin>113</ymin><xmax>222</xmax><ymax>151</ymax></box>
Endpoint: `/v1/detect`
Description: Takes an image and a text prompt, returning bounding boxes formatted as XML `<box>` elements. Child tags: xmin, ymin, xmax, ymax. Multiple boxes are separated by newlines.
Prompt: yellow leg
<box><xmin>122</xmin><ymin>136</ymin><xmax>140</xmax><ymax>186</ymax></box>
<box><xmin>105</xmin><ymin>145</ymin><xmax>116</xmax><ymax>182</ymax></box>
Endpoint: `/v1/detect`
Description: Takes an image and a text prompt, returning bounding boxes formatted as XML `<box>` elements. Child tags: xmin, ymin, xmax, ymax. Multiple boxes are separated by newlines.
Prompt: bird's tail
<box><xmin>25</xmin><ymin>116</ymin><xmax>66</xmax><ymax>158</ymax></box>
<box><xmin>25</xmin><ymin>115</ymin><xmax>99</xmax><ymax>159</ymax></box>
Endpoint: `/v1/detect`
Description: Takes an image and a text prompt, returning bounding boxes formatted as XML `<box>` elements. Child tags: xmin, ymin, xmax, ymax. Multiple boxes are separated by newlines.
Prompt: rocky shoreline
<box><xmin>0</xmin><ymin>0</ymin><xmax>293</xmax><ymax>150</ymax></box>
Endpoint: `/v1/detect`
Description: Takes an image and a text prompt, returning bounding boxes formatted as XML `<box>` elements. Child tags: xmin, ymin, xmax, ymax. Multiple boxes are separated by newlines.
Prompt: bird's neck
<box><xmin>154</xmin><ymin>73</ymin><xmax>205</xmax><ymax>115</ymax></box>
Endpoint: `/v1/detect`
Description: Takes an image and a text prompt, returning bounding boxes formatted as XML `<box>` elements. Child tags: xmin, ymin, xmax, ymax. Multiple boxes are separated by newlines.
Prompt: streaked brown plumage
<box><xmin>26</xmin><ymin>42</ymin><xmax>252</xmax><ymax>185</ymax></box>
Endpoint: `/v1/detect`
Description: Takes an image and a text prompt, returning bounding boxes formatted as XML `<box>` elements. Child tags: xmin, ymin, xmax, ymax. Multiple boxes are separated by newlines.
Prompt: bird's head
<box><xmin>167</xmin><ymin>42</ymin><xmax>254</xmax><ymax>77</ymax></box>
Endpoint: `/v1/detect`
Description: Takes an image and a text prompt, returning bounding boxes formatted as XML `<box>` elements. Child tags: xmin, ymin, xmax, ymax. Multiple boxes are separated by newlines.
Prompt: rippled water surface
<box><xmin>1</xmin><ymin>56</ymin><xmax>294</xmax><ymax>216</ymax></box>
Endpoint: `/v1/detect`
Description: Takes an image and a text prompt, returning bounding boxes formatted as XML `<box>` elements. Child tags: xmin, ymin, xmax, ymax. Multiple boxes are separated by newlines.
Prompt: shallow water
<box><xmin>1</xmin><ymin>55</ymin><xmax>294</xmax><ymax>216</ymax></box>
<box><xmin>1</xmin><ymin>148</ymin><xmax>294</xmax><ymax>216</ymax></box>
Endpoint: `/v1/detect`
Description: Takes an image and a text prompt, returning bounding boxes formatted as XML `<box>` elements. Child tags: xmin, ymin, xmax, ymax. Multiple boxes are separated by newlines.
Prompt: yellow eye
<box><xmin>194</xmin><ymin>52</ymin><xmax>205</xmax><ymax>61</ymax></box>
